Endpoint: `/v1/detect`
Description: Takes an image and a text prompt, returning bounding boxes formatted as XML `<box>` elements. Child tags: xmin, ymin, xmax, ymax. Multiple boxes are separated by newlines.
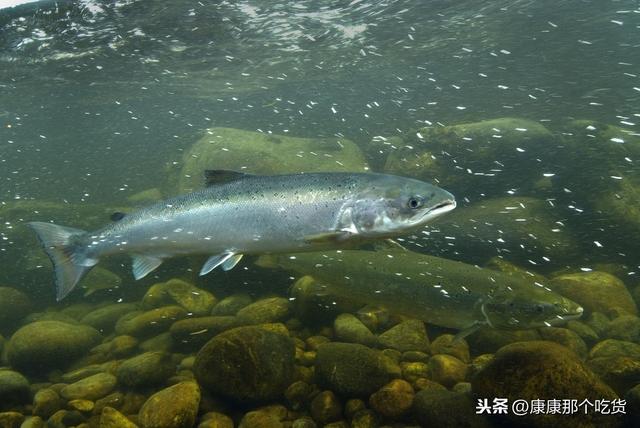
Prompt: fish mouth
<box><xmin>423</xmin><ymin>198</ymin><xmax>457</xmax><ymax>220</ymax></box>
<box><xmin>547</xmin><ymin>305</ymin><xmax>584</xmax><ymax>326</ymax></box>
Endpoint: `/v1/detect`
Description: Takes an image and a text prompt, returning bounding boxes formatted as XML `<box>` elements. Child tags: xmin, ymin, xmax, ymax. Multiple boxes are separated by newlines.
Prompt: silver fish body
<box><xmin>29</xmin><ymin>171</ymin><xmax>456</xmax><ymax>300</ymax></box>
<box><xmin>257</xmin><ymin>249</ymin><xmax>583</xmax><ymax>334</ymax></box>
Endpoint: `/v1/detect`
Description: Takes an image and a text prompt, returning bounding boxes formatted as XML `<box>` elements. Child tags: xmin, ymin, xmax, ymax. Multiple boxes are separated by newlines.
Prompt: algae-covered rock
<box><xmin>538</xmin><ymin>327</ymin><xmax>588</xmax><ymax>359</ymax></box>
<box><xmin>0</xmin><ymin>412</ymin><xmax>25</xmax><ymax>428</ymax></box>
<box><xmin>0</xmin><ymin>287</ymin><xmax>31</xmax><ymax>326</ymax></box>
<box><xmin>115</xmin><ymin>306</ymin><xmax>188</xmax><ymax>338</ymax></box>
<box><xmin>7</xmin><ymin>321</ymin><xmax>101</xmax><ymax>372</ymax></box>
<box><xmin>142</xmin><ymin>278</ymin><xmax>215</xmax><ymax>316</ymax></box>
<box><xmin>173</xmin><ymin>127</ymin><xmax>369</xmax><ymax>193</ymax></box>
<box><xmin>430</xmin><ymin>334</ymin><xmax>470</xmax><ymax>363</ymax></box>
<box><xmin>194</xmin><ymin>326</ymin><xmax>295</xmax><ymax>402</ymax></box>
<box><xmin>472</xmin><ymin>341</ymin><xmax>620</xmax><ymax>427</ymax></box>
<box><xmin>170</xmin><ymin>316</ymin><xmax>239</xmax><ymax>347</ymax></box>
<box><xmin>310</xmin><ymin>391</ymin><xmax>342</xmax><ymax>425</ymax></box>
<box><xmin>314</xmin><ymin>342</ymin><xmax>401</xmax><ymax>397</ymax></box>
<box><xmin>550</xmin><ymin>271</ymin><xmax>637</xmax><ymax>316</ymax></box>
<box><xmin>60</xmin><ymin>373</ymin><xmax>117</xmax><ymax>401</ymax></box>
<box><xmin>587</xmin><ymin>338</ymin><xmax>640</xmax><ymax>396</ymax></box>
<box><xmin>99</xmin><ymin>406</ymin><xmax>138</xmax><ymax>428</ymax></box>
<box><xmin>412</xmin><ymin>389</ymin><xmax>488</xmax><ymax>428</ymax></box>
<box><xmin>0</xmin><ymin>369</ymin><xmax>30</xmax><ymax>404</ymax></box>
<box><xmin>80</xmin><ymin>267</ymin><xmax>122</xmax><ymax>297</ymax></box>
<box><xmin>378</xmin><ymin>320</ymin><xmax>429</xmax><ymax>353</ymax></box>
<box><xmin>80</xmin><ymin>303</ymin><xmax>138</xmax><ymax>333</ymax></box>
<box><xmin>333</xmin><ymin>314</ymin><xmax>377</xmax><ymax>347</ymax></box>
<box><xmin>605</xmin><ymin>314</ymin><xmax>640</xmax><ymax>342</ymax></box>
<box><xmin>198</xmin><ymin>412</ymin><xmax>234</xmax><ymax>428</ymax></box>
<box><xmin>33</xmin><ymin>388</ymin><xmax>64</xmax><ymax>419</ymax></box>
<box><xmin>138</xmin><ymin>381</ymin><xmax>200</xmax><ymax>428</ymax></box>
<box><xmin>210</xmin><ymin>293</ymin><xmax>252</xmax><ymax>316</ymax></box>
<box><xmin>116</xmin><ymin>351</ymin><xmax>175</xmax><ymax>388</ymax></box>
<box><xmin>434</xmin><ymin>196</ymin><xmax>579</xmax><ymax>265</ymax></box>
<box><xmin>466</xmin><ymin>327</ymin><xmax>540</xmax><ymax>355</ymax></box>
<box><xmin>236</xmin><ymin>297</ymin><xmax>290</xmax><ymax>325</ymax></box>
<box><xmin>369</xmin><ymin>379</ymin><xmax>414</xmax><ymax>419</ymax></box>
<box><xmin>384</xmin><ymin>118</ymin><xmax>555</xmax><ymax>196</ymax></box>
<box><xmin>427</xmin><ymin>354</ymin><xmax>468</xmax><ymax>388</ymax></box>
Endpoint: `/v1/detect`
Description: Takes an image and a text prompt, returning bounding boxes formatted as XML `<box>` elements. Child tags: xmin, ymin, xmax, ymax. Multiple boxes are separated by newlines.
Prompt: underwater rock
<box><xmin>60</xmin><ymin>373</ymin><xmax>117</xmax><ymax>401</ymax></box>
<box><xmin>378</xmin><ymin>319</ymin><xmax>429</xmax><ymax>353</ymax></box>
<box><xmin>550</xmin><ymin>271</ymin><xmax>638</xmax><ymax>316</ymax></box>
<box><xmin>238</xmin><ymin>405</ymin><xmax>288</xmax><ymax>428</ymax></box>
<box><xmin>210</xmin><ymin>293</ymin><xmax>253</xmax><ymax>316</ymax></box>
<box><xmin>430</xmin><ymin>334</ymin><xmax>470</xmax><ymax>363</ymax></box>
<box><xmin>310</xmin><ymin>391</ymin><xmax>342</xmax><ymax>425</ymax></box>
<box><xmin>116</xmin><ymin>351</ymin><xmax>175</xmax><ymax>388</ymax></box>
<box><xmin>115</xmin><ymin>306</ymin><xmax>188</xmax><ymax>338</ymax></box>
<box><xmin>314</xmin><ymin>342</ymin><xmax>401</xmax><ymax>397</ymax></box>
<box><xmin>427</xmin><ymin>354</ymin><xmax>468</xmax><ymax>388</ymax></box>
<box><xmin>472</xmin><ymin>341</ymin><xmax>619</xmax><ymax>427</ymax></box>
<box><xmin>466</xmin><ymin>327</ymin><xmax>541</xmax><ymax>355</ymax></box>
<box><xmin>89</xmin><ymin>335</ymin><xmax>139</xmax><ymax>362</ymax></box>
<box><xmin>412</xmin><ymin>389</ymin><xmax>488</xmax><ymax>428</ymax></box>
<box><xmin>33</xmin><ymin>388</ymin><xmax>64</xmax><ymax>419</ymax></box>
<box><xmin>368</xmin><ymin>378</ymin><xmax>414</xmax><ymax>419</ymax></box>
<box><xmin>47</xmin><ymin>409</ymin><xmax>85</xmax><ymax>428</ymax></box>
<box><xmin>0</xmin><ymin>286</ymin><xmax>31</xmax><ymax>327</ymax></box>
<box><xmin>127</xmin><ymin>187</ymin><xmax>163</xmax><ymax>204</ymax></box>
<box><xmin>194</xmin><ymin>326</ymin><xmax>295</xmax><ymax>402</ymax></box>
<box><xmin>589</xmin><ymin>338</ymin><xmax>640</xmax><ymax>360</ymax></box>
<box><xmin>236</xmin><ymin>297</ymin><xmax>290</xmax><ymax>325</ymax></box>
<box><xmin>67</xmin><ymin>398</ymin><xmax>93</xmax><ymax>413</ymax></box>
<box><xmin>624</xmin><ymin>384</ymin><xmax>640</xmax><ymax>424</ymax></box>
<box><xmin>198</xmin><ymin>412</ymin><xmax>234</xmax><ymax>428</ymax></box>
<box><xmin>400</xmin><ymin>361</ymin><xmax>429</xmax><ymax>384</ymax></box>
<box><xmin>0</xmin><ymin>369</ymin><xmax>30</xmax><ymax>405</ymax></box>
<box><xmin>6</xmin><ymin>321</ymin><xmax>101</xmax><ymax>372</ymax></box>
<box><xmin>19</xmin><ymin>416</ymin><xmax>45</xmax><ymax>428</ymax></box>
<box><xmin>142</xmin><ymin>279</ymin><xmax>216</xmax><ymax>316</ymax></box>
<box><xmin>21</xmin><ymin>311</ymin><xmax>79</xmax><ymax>325</ymax></box>
<box><xmin>605</xmin><ymin>314</ymin><xmax>640</xmax><ymax>342</ymax></box>
<box><xmin>291</xmin><ymin>417</ymin><xmax>318</xmax><ymax>428</ymax></box>
<box><xmin>433</xmin><ymin>196</ymin><xmax>579</xmax><ymax>266</ymax></box>
<box><xmin>173</xmin><ymin>127</ymin><xmax>369</xmax><ymax>193</ymax></box>
<box><xmin>80</xmin><ymin>267</ymin><xmax>123</xmax><ymax>297</ymax></box>
<box><xmin>566</xmin><ymin>320</ymin><xmax>600</xmax><ymax>346</ymax></box>
<box><xmin>138</xmin><ymin>381</ymin><xmax>200</xmax><ymax>428</ymax></box>
<box><xmin>333</xmin><ymin>314</ymin><xmax>377</xmax><ymax>347</ymax></box>
<box><xmin>538</xmin><ymin>327</ymin><xmax>588</xmax><ymax>359</ymax></box>
<box><xmin>587</xmin><ymin>355</ymin><xmax>640</xmax><ymax>397</ymax></box>
<box><xmin>139</xmin><ymin>332</ymin><xmax>174</xmax><ymax>353</ymax></box>
<box><xmin>383</xmin><ymin>118</ymin><xmax>555</xmax><ymax>195</ymax></box>
<box><xmin>0</xmin><ymin>412</ymin><xmax>25</xmax><ymax>428</ymax></box>
<box><xmin>350</xmin><ymin>410</ymin><xmax>378</xmax><ymax>428</ymax></box>
<box><xmin>170</xmin><ymin>316</ymin><xmax>239</xmax><ymax>347</ymax></box>
<box><xmin>80</xmin><ymin>303</ymin><xmax>139</xmax><ymax>333</ymax></box>
<box><xmin>99</xmin><ymin>406</ymin><xmax>139</xmax><ymax>428</ymax></box>
<box><xmin>61</xmin><ymin>364</ymin><xmax>109</xmax><ymax>384</ymax></box>
<box><xmin>284</xmin><ymin>381</ymin><xmax>315</xmax><ymax>411</ymax></box>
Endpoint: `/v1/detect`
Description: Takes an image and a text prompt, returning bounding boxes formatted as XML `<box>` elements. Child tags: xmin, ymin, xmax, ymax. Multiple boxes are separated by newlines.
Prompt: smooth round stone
<box><xmin>143</xmin><ymin>279</ymin><xmax>216</xmax><ymax>316</ymax></box>
<box><xmin>140</xmin><ymin>332</ymin><xmax>174</xmax><ymax>353</ymax></box>
<box><xmin>99</xmin><ymin>406</ymin><xmax>137</xmax><ymax>428</ymax></box>
<box><xmin>18</xmin><ymin>416</ymin><xmax>45</xmax><ymax>428</ymax></box>
<box><xmin>7</xmin><ymin>321</ymin><xmax>101</xmax><ymax>372</ymax></box>
<box><xmin>46</xmin><ymin>409</ymin><xmax>85</xmax><ymax>428</ymax></box>
<box><xmin>33</xmin><ymin>388</ymin><xmax>64</xmax><ymax>419</ymax></box>
<box><xmin>314</xmin><ymin>342</ymin><xmax>400</xmax><ymax>397</ymax></box>
<box><xmin>291</xmin><ymin>417</ymin><xmax>318</xmax><ymax>428</ymax></box>
<box><xmin>170</xmin><ymin>316</ymin><xmax>239</xmax><ymax>347</ymax></box>
<box><xmin>198</xmin><ymin>412</ymin><xmax>234</xmax><ymax>428</ymax></box>
<box><xmin>350</xmin><ymin>410</ymin><xmax>379</xmax><ymax>428</ymax></box>
<box><xmin>236</xmin><ymin>297</ymin><xmax>290</xmax><ymax>325</ymax></box>
<box><xmin>538</xmin><ymin>327</ymin><xmax>588</xmax><ymax>359</ymax></box>
<box><xmin>194</xmin><ymin>326</ymin><xmax>295</xmax><ymax>402</ymax></box>
<box><xmin>605</xmin><ymin>315</ymin><xmax>640</xmax><ymax>342</ymax></box>
<box><xmin>0</xmin><ymin>369</ymin><xmax>30</xmax><ymax>404</ymax></box>
<box><xmin>284</xmin><ymin>381</ymin><xmax>314</xmax><ymax>411</ymax></box>
<box><xmin>333</xmin><ymin>313</ymin><xmax>377</xmax><ymax>346</ymax></box>
<box><xmin>67</xmin><ymin>399</ymin><xmax>94</xmax><ymax>413</ymax></box>
<box><xmin>61</xmin><ymin>365</ymin><xmax>107</xmax><ymax>384</ymax></box>
<box><xmin>116</xmin><ymin>351</ymin><xmax>175</xmax><ymax>388</ymax></box>
<box><xmin>138</xmin><ymin>381</ymin><xmax>201</xmax><ymax>428</ymax></box>
<box><xmin>413</xmin><ymin>389</ymin><xmax>487</xmax><ymax>428</ymax></box>
<box><xmin>378</xmin><ymin>320</ymin><xmax>429</xmax><ymax>353</ymax></box>
<box><xmin>369</xmin><ymin>379</ymin><xmax>414</xmax><ymax>418</ymax></box>
<box><xmin>310</xmin><ymin>390</ymin><xmax>342</xmax><ymax>425</ymax></box>
<box><xmin>211</xmin><ymin>293</ymin><xmax>253</xmax><ymax>316</ymax></box>
<box><xmin>115</xmin><ymin>306</ymin><xmax>188</xmax><ymax>338</ymax></box>
<box><xmin>238</xmin><ymin>405</ymin><xmax>288</xmax><ymax>428</ymax></box>
<box><xmin>80</xmin><ymin>303</ymin><xmax>138</xmax><ymax>333</ymax></box>
<box><xmin>344</xmin><ymin>399</ymin><xmax>366</xmax><ymax>420</ymax></box>
<box><xmin>430</xmin><ymin>334</ymin><xmax>470</xmax><ymax>363</ymax></box>
<box><xmin>0</xmin><ymin>286</ymin><xmax>31</xmax><ymax>325</ymax></box>
<box><xmin>60</xmin><ymin>373</ymin><xmax>117</xmax><ymax>401</ymax></box>
<box><xmin>89</xmin><ymin>335</ymin><xmax>139</xmax><ymax>361</ymax></box>
<box><xmin>589</xmin><ymin>339</ymin><xmax>640</xmax><ymax>360</ymax></box>
<box><xmin>428</xmin><ymin>354</ymin><xmax>470</xmax><ymax>388</ymax></box>
<box><xmin>0</xmin><ymin>412</ymin><xmax>25</xmax><ymax>428</ymax></box>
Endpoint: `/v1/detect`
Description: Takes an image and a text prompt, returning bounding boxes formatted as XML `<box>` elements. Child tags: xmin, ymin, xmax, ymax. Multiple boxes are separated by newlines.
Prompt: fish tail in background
<box><xmin>255</xmin><ymin>254</ymin><xmax>278</xmax><ymax>269</ymax></box>
<box><xmin>28</xmin><ymin>221</ymin><xmax>97</xmax><ymax>301</ymax></box>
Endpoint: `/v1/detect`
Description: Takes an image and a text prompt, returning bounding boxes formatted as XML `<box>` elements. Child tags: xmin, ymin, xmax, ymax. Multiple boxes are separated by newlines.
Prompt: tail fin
<box><xmin>28</xmin><ymin>221</ymin><xmax>97</xmax><ymax>301</ymax></box>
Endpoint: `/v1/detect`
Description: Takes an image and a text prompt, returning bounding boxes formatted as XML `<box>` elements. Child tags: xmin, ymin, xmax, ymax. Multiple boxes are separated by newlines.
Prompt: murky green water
<box><xmin>1</xmin><ymin>1</ymin><xmax>639</xmax><ymax>427</ymax></box>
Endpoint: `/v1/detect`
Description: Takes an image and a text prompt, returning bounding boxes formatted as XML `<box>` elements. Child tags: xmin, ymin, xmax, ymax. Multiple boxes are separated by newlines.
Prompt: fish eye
<box><xmin>535</xmin><ymin>304</ymin><xmax>545</xmax><ymax>313</ymax></box>
<box><xmin>407</xmin><ymin>196</ymin><xmax>423</xmax><ymax>209</ymax></box>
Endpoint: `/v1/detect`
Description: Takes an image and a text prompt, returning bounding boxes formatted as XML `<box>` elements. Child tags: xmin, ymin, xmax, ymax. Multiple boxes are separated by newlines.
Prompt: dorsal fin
<box><xmin>110</xmin><ymin>212</ymin><xmax>127</xmax><ymax>221</ymax></box>
<box><xmin>204</xmin><ymin>170</ymin><xmax>253</xmax><ymax>187</ymax></box>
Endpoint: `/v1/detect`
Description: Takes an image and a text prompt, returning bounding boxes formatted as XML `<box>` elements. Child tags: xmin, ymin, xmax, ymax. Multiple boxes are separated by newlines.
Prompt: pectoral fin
<box><xmin>132</xmin><ymin>255</ymin><xmax>163</xmax><ymax>280</ymax></box>
<box><xmin>200</xmin><ymin>251</ymin><xmax>237</xmax><ymax>276</ymax></box>
<box><xmin>222</xmin><ymin>254</ymin><xmax>243</xmax><ymax>271</ymax></box>
<box><xmin>304</xmin><ymin>231</ymin><xmax>353</xmax><ymax>244</ymax></box>
<box><xmin>453</xmin><ymin>322</ymin><xmax>484</xmax><ymax>341</ymax></box>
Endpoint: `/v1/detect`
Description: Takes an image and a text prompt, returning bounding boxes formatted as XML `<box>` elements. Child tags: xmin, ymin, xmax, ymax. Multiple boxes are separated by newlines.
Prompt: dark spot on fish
<box><xmin>110</xmin><ymin>212</ymin><xmax>126</xmax><ymax>221</ymax></box>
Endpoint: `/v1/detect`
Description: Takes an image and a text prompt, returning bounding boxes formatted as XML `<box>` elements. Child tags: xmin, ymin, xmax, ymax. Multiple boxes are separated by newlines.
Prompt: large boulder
<box><xmin>194</xmin><ymin>326</ymin><xmax>295</xmax><ymax>402</ymax></box>
<box><xmin>0</xmin><ymin>369</ymin><xmax>30</xmax><ymax>405</ymax></box>
<box><xmin>138</xmin><ymin>381</ymin><xmax>200</xmax><ymax>428</ymax></box>
<box><xmin>171</xmin><ymin>127</ymin><xmax>369</xmax><ymax>194</ymax></box>
<box><xmin>6</xmin><ymin>321</ymin><xmax>101</xmax><ymax>372</ymax></box>
<box><xmin>0</xmin><ymin>287</ymin><xmax>31</xmax><ymax>327</ymax></box>
<box><xmin>472</xmin><ymin>341</ymin><xmax>620</xmax><ymax>427</ymax></box>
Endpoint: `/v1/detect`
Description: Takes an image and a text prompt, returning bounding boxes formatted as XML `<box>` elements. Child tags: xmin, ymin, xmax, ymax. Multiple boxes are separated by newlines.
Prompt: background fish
<box><xmin>29</xmin><ymin>170</ymin><xmax>455</xmax><ymax>300</ymax></box>
<box><xmin>257</xmin><ymin>249</ymin><xmax>583</xmax><ymax>336</ymax></box>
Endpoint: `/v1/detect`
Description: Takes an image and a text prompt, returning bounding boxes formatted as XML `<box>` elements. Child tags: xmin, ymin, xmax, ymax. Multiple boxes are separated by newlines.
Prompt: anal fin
<box><xmin>132</xmin><ymin>255</ymin><xmax>163</xmax><ymax>280</ymax></box>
